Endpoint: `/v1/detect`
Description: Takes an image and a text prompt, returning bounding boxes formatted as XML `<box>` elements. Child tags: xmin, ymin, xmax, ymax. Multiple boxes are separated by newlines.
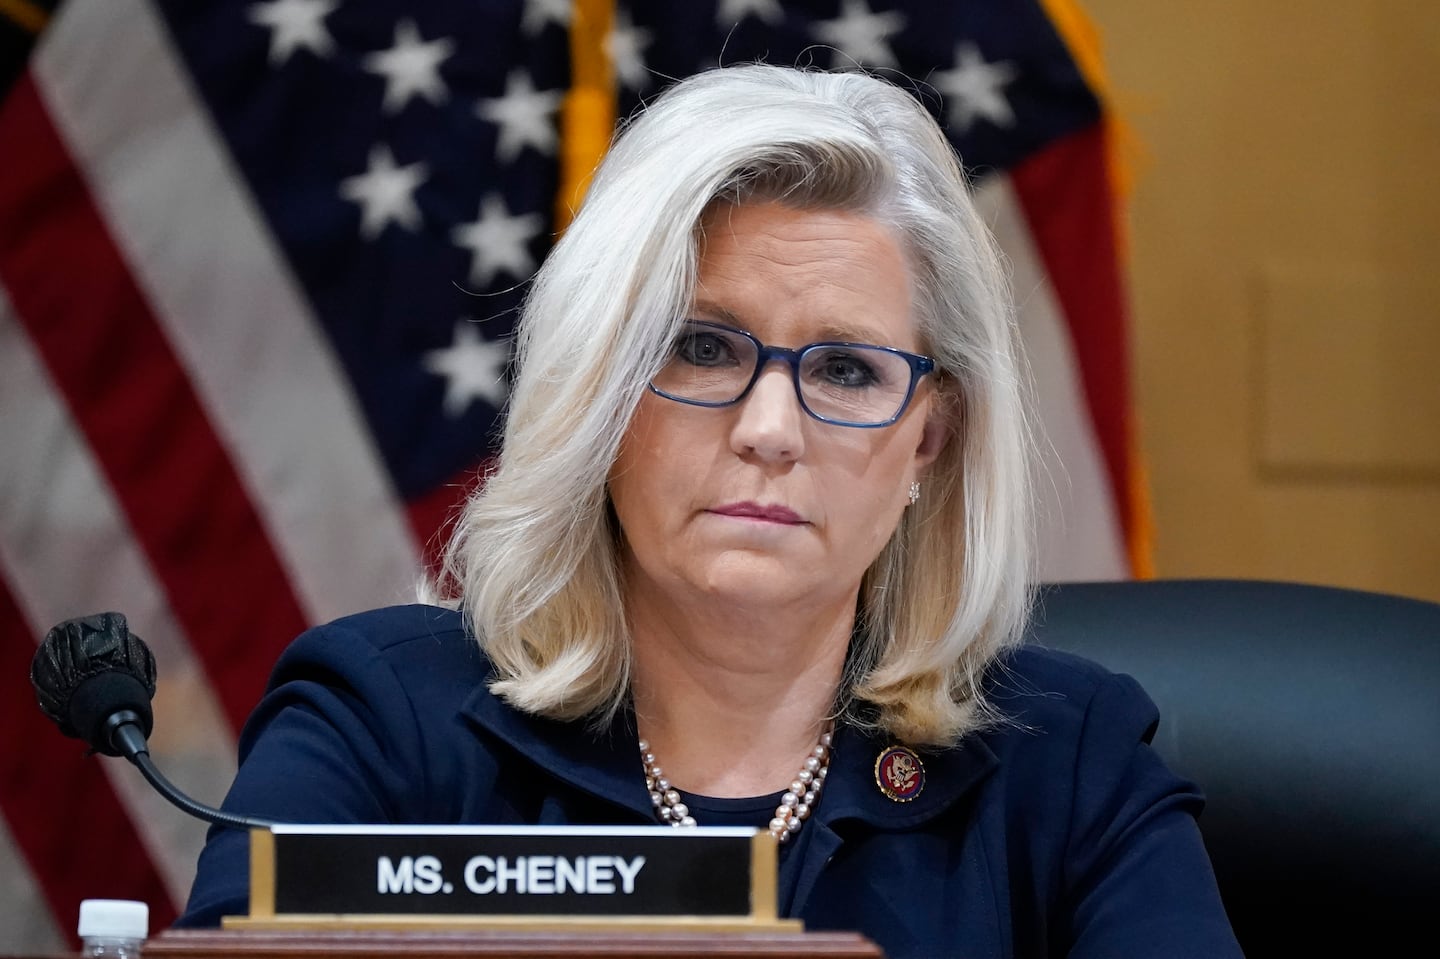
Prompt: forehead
<box><xmin>692</xmin><ymin>202</ymin><xmax>917</xmax><ymax>348</ymax></box>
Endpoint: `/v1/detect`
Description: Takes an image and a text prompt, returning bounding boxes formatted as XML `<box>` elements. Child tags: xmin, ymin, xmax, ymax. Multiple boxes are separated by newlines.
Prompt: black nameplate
<box><xmin>251</xmin><ymin>825</ymin><xmax>773</xmax><ymax>921</ymax></box>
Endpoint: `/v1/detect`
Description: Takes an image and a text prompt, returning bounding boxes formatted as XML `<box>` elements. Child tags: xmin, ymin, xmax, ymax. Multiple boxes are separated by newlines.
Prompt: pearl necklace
<box><xmin>639</xmin><ymin>729</ymin><xmax>834</xmax><ymax>843</ymax></box>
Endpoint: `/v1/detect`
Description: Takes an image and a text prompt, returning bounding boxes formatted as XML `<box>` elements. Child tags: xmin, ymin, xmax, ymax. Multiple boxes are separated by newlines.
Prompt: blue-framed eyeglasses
<box><xmin>649</xmin><ymin>320</ymin><xmax>936</xmax><ymax>428</ymax></box>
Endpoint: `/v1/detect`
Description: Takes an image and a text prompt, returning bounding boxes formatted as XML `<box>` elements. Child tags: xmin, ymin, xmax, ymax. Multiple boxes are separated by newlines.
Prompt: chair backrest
<box><xmin>1027</xmin><ymin>578</ymin><xmax>1440</xmax><ymax>956</ymax></box>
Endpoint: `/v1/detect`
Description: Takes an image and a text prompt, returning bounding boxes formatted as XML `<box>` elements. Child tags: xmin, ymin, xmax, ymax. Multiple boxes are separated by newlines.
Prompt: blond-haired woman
<box><xmin>179</xmin><ymin>65</ymin><xmax>1240</xmax><ymax>958</ymax></box>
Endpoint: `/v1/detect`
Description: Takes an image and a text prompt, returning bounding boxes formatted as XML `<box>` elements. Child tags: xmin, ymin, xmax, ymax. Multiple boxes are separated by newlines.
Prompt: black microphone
<box><xmin>31</xmin><ymin>612</ymin><xmax>273</xmax><ymax>830</ymax></box>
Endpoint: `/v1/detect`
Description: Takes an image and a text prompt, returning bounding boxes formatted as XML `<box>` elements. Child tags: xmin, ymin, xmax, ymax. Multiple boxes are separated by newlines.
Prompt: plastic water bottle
<box><xmin>77</xmin><ymin>899</ymin><xmax>148</xmax><ymax>958</ymax></box>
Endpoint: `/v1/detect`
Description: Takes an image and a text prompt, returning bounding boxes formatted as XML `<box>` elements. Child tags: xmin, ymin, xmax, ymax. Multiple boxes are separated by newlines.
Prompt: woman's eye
<box><xmin>677</xmin><ymin>332</ymin><xmax>733</xmax><ymax>365</ymax></box>
<box><xmin>817</xmin><ymin>351</ymin><xmax>879</xmax><ymax>387</ymax></box>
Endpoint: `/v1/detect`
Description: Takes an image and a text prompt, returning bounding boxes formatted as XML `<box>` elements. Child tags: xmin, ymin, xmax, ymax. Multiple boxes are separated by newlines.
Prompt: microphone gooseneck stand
<box><xmin>104</xmin><ymin>708</ymin><xmax>273</xmax><ymax>830</ymax></box>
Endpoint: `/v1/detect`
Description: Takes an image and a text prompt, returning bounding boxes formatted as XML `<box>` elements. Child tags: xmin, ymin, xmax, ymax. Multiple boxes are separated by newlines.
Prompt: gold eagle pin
<box><xmin>874</xmin><ymin>745</ymin><xmax>925</xmax><ymax>801</ymax></box>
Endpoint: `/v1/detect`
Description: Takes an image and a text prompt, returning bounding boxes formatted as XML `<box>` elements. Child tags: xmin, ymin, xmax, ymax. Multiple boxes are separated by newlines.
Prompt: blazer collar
<box><xmin>459</xmin><ymin>684</ymin><xmax>657</xmax><ymax>822</ymax></box>
<box><xmin>818</xmin><ymin>723</ymin><xmax>999</xmax><ymax>830</ymax></box>
<box><xmin>461</xmin><ymin>682</ymin><xmax>999</xmax><ymax>832</ymax></box>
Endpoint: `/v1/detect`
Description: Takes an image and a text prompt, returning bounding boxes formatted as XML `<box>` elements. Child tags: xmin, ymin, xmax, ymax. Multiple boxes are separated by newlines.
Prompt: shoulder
<box><xmin>974</xmin><ymin>651</ymin><xmax>1233</xmax><ymax>956</ymax></box>
<box><xmin>974</xmin><ymin>644</ymin><xmax>1175</xmax><ymax>818</ymax></box>
<box><xmin>993</xmin><ymin>641</ymin><xmax>1132</xmax><ymax>692</ymax></box>
<box><xmin>984</xmin><ymin>643</ymin><xmax>1160</xmax><ymax>743</ymax></box>
<box><xmin>301</xmin><ymin>603</ymin><xmax>471</xmax><ymax>655</ymax></box>
<box><xmin>238</xmin><ymin>605</ymin><xmax>503</xmax><ymax>813</ymax></box>
<box><xmin>283</xmin><ymin>603</ymin><xmax>476</xmax><ymax>660</ymax></box>
<box><xmin>266</xmin><ymin>604</ymin><xmax>492</xmax><ymax>711</ymax></box>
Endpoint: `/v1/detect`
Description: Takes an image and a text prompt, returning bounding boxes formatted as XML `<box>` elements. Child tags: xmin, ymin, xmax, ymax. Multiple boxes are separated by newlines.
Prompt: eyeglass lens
<box><xmin>651</xmin><ymin>322</ymin><xmax>917</xmax><ymax>425</ymax></box>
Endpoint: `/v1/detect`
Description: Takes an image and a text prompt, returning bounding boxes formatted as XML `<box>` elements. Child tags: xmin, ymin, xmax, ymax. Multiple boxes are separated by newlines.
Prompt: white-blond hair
<box><xmin>432</xmin><ymin>64</ymin><xmax>1035</xmax><ymax>746</ymax></box>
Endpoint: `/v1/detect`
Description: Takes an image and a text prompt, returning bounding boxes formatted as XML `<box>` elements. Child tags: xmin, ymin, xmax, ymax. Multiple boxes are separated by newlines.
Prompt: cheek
<box><xmin>832</xmin><ymin>423</ymin><xmax>924</xmax><ymax>499</ymax></box>
<box><xmin>835</xmin><ymin>425</ymin><xmax>923</xmax><ymax>537</ymax></box>
<box><xmin>609</xmin><ymin>399</ymin><xmax>693</xmax><ymax>536</ymax></box>
<box><xmin>610</xmin><ymin>445</ymin><xmax>656</xmax><ymax>540</ymax></box>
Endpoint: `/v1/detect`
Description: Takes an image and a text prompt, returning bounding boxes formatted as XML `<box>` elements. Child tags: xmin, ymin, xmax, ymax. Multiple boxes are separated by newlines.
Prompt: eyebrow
<box><xmin>689</xmin><ymin>302</ymin><xmax>892</xmax><ymax>346</ymax></box>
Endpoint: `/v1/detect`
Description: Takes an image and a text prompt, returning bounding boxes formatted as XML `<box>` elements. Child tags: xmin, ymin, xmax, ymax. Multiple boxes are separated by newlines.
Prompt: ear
<box><xmin>913</xmin><ymin>406</ymin><xmax>950</xmax><ymax>469</ymax></box>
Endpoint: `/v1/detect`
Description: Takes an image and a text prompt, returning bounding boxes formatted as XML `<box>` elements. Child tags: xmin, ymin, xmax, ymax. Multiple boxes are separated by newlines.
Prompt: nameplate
<box><xmin>232</xmin><ymin>824</ymin><xmax>792</xmax><ymax>931</ymax></box>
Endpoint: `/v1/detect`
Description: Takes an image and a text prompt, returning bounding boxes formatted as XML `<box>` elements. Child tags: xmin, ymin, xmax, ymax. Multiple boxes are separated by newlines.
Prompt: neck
<box><xmin>626</xmin><ymin>578</ymin><xmax>853</xmax><ymax>798</ymax></box>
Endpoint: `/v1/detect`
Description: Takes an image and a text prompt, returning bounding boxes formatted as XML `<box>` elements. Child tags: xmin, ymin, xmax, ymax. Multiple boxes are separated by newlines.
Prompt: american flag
<box><xmin>0</xmin><ymin>0</ymin><xmax>1142</xmax><ymax>948</ymax></box>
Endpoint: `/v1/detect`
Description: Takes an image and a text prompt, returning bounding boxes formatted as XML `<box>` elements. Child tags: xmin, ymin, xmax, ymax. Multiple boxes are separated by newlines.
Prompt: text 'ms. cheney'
<box><xmin>377</xmin><ymin>854</ymin><xmax>647</xmax><ymax>896</ymax></box>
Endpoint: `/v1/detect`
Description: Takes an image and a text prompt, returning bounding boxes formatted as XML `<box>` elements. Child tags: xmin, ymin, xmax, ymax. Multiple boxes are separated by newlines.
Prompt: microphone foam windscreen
<box><xmin>31</xmin><ymin>612</ymin><xmax>157</xmax><ymax>745</ymax></box>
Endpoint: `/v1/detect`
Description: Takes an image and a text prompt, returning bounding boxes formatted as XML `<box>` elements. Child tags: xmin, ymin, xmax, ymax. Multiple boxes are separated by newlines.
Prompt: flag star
<box><xmin>521</xmin><ymin>0</ymin><xmax>572</xmax><ymax>36</ymax></box>
<box><xmin>362</xmin><ymin>19</ymin><xmax>455</xmax><ymax>114</ymax></box>
<box><xmin>339</xmin><ymin>145</ymin><xmax>428</xmax><ymax>240</ymax></box>
<box><xmin>811</xmin><ymin>0</ymin><xmax>907</xmax><ymax>71</ymax></box>
<box><xmin>716</xmin><ymin>0</ymin><xmax>783</xmax><ymax>28</ymax></box>
<box><xmin>423</xmin><ymin>321</ymin><xmax>510</xmax><ymax>416</ymax></box>
<box><xmin>248</xmin><ymin>0</ymin><xmax>339</xmax><ymax>65</ymax></box>
<box><xmin>933</xmin><ymin>42</ymin><xmax>1020</xmax><ymax>133</ymax></box>
<box><xmin>605</xmin><ymin>9</ymin><xmax>653</xmax><ymax>91</ymax></box>
<box><xmin>477</xmin><ymin>71</ymin><xmax>564</xmax><ymax>162</ymax></box>
<box><xmin>451</xmin><ymin>195</ymin><xmax>545</xmax><ymax>287</ymax></box>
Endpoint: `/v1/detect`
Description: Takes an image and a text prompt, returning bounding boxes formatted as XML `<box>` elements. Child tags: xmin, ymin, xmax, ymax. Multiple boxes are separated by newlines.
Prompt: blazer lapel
<box><xmin>459</xmin><ymin>686</ymin><xmax>657</xmax><ymax>822</ymax></box>
<box><xmin>789</xmin><ymin>723</ymin><xmax>1000</xmax><ymax>916</ymax></box>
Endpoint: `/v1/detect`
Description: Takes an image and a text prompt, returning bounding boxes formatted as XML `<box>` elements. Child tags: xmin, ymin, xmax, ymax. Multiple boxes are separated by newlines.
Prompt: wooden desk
<box><xmin>146</xmin><ymin>928</ymin><xmax>885</xmax><ymax>957</ymax></box>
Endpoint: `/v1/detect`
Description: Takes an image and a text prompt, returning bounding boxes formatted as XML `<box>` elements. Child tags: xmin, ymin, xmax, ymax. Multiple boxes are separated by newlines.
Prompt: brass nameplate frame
<box><xmin>226</xmin><ymin>824</ymin><xmax>794</xmax><ymax>932</ymax></box>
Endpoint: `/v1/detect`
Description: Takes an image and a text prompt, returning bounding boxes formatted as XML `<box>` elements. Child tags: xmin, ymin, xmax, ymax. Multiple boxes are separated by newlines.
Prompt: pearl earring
<box><xmin>908</xmin><ymin>482</ymin><xmax>921</xmax><ymax>506</ymax></box>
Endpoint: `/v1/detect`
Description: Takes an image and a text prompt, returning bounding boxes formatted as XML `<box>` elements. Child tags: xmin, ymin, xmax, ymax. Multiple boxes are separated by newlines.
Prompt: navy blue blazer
<box><xmin>176</xmin><ymin>604</ymin><xmax>1240</xmax><ymax>958</ymax></box>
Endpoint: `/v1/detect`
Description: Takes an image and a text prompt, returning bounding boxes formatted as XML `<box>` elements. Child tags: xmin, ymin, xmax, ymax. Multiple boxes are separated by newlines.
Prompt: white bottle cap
<box><xmin>78</xmin><ymin>899</ymin><xmax>149</xmax><ymax>940</ymax></box>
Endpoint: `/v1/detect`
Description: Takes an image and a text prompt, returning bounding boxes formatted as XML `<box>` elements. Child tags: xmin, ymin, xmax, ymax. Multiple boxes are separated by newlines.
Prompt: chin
<box><xmin>691</xmin><ymin>554</ymin><xmax>836</xmax><ymax>606</ymax></box>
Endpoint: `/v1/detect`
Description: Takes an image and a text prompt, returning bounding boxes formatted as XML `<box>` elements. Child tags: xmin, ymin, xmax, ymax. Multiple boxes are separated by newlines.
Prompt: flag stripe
<box><xmin>0</xmin><ymin>574</ymin><xmax>178</xmax><ymax>946</ymax></box>
<box><xmin>403</xmin><ymin>463</ymin><xmax>482</xmax><ymax>575</ymax></box>
<box><xmin>0</xmin><ymin>288</ymin><xmax>234</xmax><ymax>906</ymax></box>
<box><xmin>1008</xmin><ymin>124</ymin><xmax>1136</xmax><ymax>563</ymax></box>
<box><xmin>0</xmin><ymin>289</ymin><xmax>238</xmax><ymax>739</ymax></box>
<box><xmin>976</xmin><ymin>172</ymin><xmax>1128</xmax><ymax>580</ymax></box>
<box><xmin>35</xmin><ymin>0</ymin><xmax>423</xmax><ymax>622</ymax></box>
<box><xmin>0</xmin><ymin>71</ymin><xmax>308</xmax><ymax>730</ymax></box>
<box><xmin>0</xmin><ymin>814</ymin><xmax>65</xmax><ymax>953</ymax></box>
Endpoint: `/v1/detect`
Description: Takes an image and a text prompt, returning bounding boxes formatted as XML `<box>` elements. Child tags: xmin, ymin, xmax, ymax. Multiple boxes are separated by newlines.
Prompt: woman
<box><xmin>178</xmin><ymin>65</ymin><xmax>1240</xmax><ymax>957</ymax></box>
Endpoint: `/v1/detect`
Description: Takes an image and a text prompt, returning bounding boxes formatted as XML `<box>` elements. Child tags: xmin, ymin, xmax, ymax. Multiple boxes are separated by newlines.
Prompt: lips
<box><xmin>708</xmin><ymin>501</ymin><xmax>805</xmax><ymax>524</ymax></box>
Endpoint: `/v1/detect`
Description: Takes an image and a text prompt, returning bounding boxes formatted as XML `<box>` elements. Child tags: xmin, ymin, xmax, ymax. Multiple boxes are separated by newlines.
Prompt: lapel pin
<box><xmin>874</xmin><ymin>745</ymin><xmax>925</xmax><ymax>802</ymax></box>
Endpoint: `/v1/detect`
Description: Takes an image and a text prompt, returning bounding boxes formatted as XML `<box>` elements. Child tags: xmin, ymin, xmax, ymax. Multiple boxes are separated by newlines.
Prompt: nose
<box><xmin>729</xmin><ymin>363</ymin><xmax>805</xmax><ymax>463</ymax></box>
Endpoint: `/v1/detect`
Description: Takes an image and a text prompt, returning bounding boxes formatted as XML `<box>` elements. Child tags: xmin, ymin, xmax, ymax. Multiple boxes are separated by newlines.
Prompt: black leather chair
<box><xmin>1028</xmin><ymin>579</ymin><xmax>1440</xmax><ymax>957</ymax></box>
